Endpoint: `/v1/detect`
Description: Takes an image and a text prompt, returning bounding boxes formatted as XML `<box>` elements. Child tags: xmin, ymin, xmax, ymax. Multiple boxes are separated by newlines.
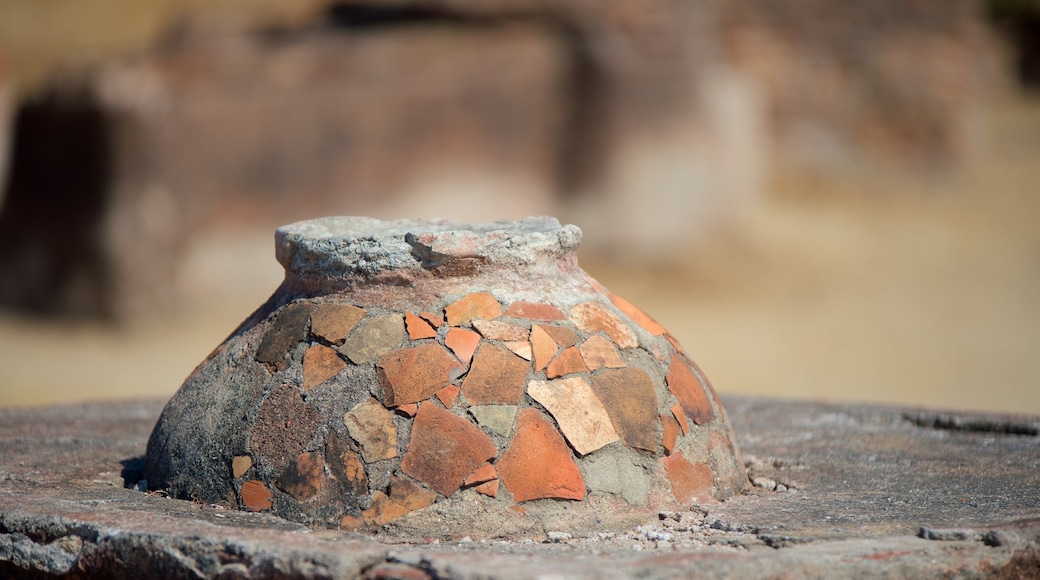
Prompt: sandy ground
<box><xmin>1</xmin><ymin>97</ymin><xmax>1038</xmax><ymax>415</ymax></box>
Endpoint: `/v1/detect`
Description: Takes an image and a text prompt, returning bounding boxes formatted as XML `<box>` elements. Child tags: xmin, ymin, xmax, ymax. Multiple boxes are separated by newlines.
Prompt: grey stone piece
<box><xmin>581</xmin><ymin>448</ymin><xmax>651</xmax><ymax>506</ymax></box>
<box><xmin>339</xmin><ymin>314</ymin><xmax>404</xmax><ymax>364</ymax></box>
<box><xmin>468</xmin><ymin>405</ymin><xmax>517</xmax><ymax>437</ymax></box>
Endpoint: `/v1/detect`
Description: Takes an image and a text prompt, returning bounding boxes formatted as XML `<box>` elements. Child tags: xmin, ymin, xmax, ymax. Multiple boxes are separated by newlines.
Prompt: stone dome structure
<box><xmin>144</xmin><ymin>217</ymin><xmax>747</xmax><ymax>534</ymax></box>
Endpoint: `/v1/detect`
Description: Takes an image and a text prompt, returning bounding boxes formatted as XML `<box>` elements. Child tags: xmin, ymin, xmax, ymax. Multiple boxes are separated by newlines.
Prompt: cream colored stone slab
<box><xmin>578</xmin><ymin>334</ymin><xmax>626</xmax><ymax>370</ymax></box>
<box><xmin>526</xmin><ymin>377</ymin><xmax>619</xmax><ymax>455</ymax></box>
<box><xmin>344</xmin><ymin>398</ymin><xmax>398</xmax><ymax>462</ymax></box>
<box><xmin>504</xmin><ymin>341</ymin><xmax>532</xmax><ymax>361</ymax></box>
<box><xmin>232</xmin><ymin>455</ymin><xmax>252</xmax><ymax>478</ymax></box>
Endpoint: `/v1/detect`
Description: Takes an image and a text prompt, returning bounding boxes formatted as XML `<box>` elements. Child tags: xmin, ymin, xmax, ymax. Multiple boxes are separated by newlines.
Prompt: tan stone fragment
<box><xmin>344</xmin><ymin>398</ymin><xmax>398</xmax><ymax>462</ymax></box>
<box><xmin>579</xmin><ymin>334</ymin><xmax>626</xmax><ymax>370</ymax></box>
<box><xmin>527</xmin><ymin>377</ymin><xmax>619</xmax><ymax>455</ymax></box>
<box><xmin>504</xmin><ymin>341</ymin><xmax>532</xmax><ymax>361</ymax></box>
<box><xmin>530</xmin><ymin>325</ymin><xmax>558</xmax><ymax>371</ymax></box>
<box><xmin>569</xmin><ymin>302</ymin><xmax>638</xmax><ymax>348</ymax></box>
<box><xmin>311</xmin><ymin>303</ymin><xmax>366</xmax><ymax>344</ymax></box>
<box><xmin>302</xmin><ymin>344</ymin><xmax>346</xmax><ymax>390</ymax></box>
<box><xmin>472</xmin><ymin>319</ymin><xmax>528</xmax><ymax>342</ymax></box>
<box><xmin>445</xmin><ymin>292</ymin><xmax>502</xmax><ymax>326</ymax></box>
<box><xmin>545</xmin><ymin>346</ymin><xmax>589</xmax><ymax>379</ymax></box>
<box><xmin>339</xmin><ymin>314</ymin><xmax>404</xmax><ymax>364</ymax></box>
<box><xmin>232</xmin><ymin>455</ymin><xmax>252</xmax><ymax>478</ymax></box>
<box><xmin>461</xmin><ymin>343</ymin><xmax>530</xmax><ymax>405</ymax></box>
<box><xmin>376</xmin><ymin>343</ymin><xmax>464</xmax><ymax>406</ymax></box>
<box><xmin>540</xmin><ymin>325</ymin><xmax>580</xmax><ymax>348</ymax></box>
<box><xmin>360</xmin><ymin>476</ymin><xmax>438</xmax><ymax>526</ymax></box>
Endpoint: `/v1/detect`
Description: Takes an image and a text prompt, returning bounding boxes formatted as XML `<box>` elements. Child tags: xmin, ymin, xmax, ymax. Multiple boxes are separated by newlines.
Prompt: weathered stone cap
<box><xmin>275</xmin><ymin>216</ymin><xmax>583</xmax><ymax>283</ymax></box>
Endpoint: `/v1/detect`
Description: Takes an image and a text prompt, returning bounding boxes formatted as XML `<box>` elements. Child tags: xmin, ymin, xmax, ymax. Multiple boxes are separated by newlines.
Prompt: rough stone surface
<box><xmin>340</xmin><ymin>314</ymin><xmax>405</xmax><ymax>364</ymax></box>
<box><xmin>581</xmin><ymin>450</ymin><xmax>651</xmax><ymax>506</ymax></box>
<box><xmin>310</xmin><ymin>303</ymin><xmax>366</xmax><ymax>344</ymax></box>
<box><xmin>401</xmin><ymin>404</ymin><xmax>497</xmax><ymax>497</ymax></box>
<box><xmin>460</xmin><ymin>343</ymin><xmax>529</xmax><ymax>405</ymax></box>
<box><xmin>589</xmin><ymin>368</ymin><xmax>661</xmax><ymax>452</ymax></box>
<box><xmin>569</xmin><ymin>302</ymin><xmax>638</xmax><ymax>349</ymax></box>
<box><xmin>444</xmin><ymin>292</ymin><xmax>502</xmax><ymax>326</ymax></box>
<box><xmin>468</xmin><ymin>405</ymin><xmax>517</xmax><ymax>437</ymax></box>
<box><xmin>376</xmin><ymin>343</ymin><xmax>463</xmax><ymax>407</ymax></box>
<box><xmin>302</xmin><ymin>344</ymin><xmax>346</xmax><ymax>390</ymax></box>
<box><xmin>666</xmin><ymin>353</ymin><xmax>715</xmax><ymax>425</ymax></box>
<box><xmin>344</xmin><ymin>398</ymin><xmax>398</xmax><ymax>463</ymax></box>
<box><xmin>2</xmin><ymin>398</ymin><xmax>1039</xmax><ymax>578</ymax></box>
<box><xmin>527</xmin><ymin>377</ymin><xmax>619</xmax><ymax>455</ymax></box>
<box><xmin>251</xmin><ymin>384</ymin><xmax>322</xmax><ymax>473</ymax></box>
<box><xmin>497</xmin><ymin>409</ymin><xmax>586</xmax><ymax>502</ymax></box>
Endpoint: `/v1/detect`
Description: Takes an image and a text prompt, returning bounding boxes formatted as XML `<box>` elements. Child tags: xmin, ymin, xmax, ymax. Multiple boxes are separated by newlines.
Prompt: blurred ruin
<box><xmin>1</xmin><ymin>0</ymin><xmax>1038</xmax><ymax>413</ymax></box>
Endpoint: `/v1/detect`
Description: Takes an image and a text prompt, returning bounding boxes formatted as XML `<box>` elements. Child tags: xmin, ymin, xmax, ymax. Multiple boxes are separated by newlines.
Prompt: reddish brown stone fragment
<box><xmin>545</xmin><ymin>347</ymin><xmax>589</xmax><ymax>379</ymax></box>
<box><xmin>311</xmin><ymin>303</ymin><xmax>366</xmax><ymax>344</ymax></box>
<box><xmin>232</xmin><ymin>455</ymin><xmax>252</xmax><ymax>478</ymax></box>
<box><xmin>472</xmin><ymin>319</ymin><xmax>528</xmax><ymax>342</ymax></box>
<box><xmin>251</xmin><ymin>385</ymin><xmax>321</xmax><ymax>472</ymax></box>
<box><xmin>302</xmin><ymin>345</ymin><xmax>346</xmax><ymax>390</ymax></box>
<box><xmin>464</xmin><ymin>463</ymin><xmax>497</xmax><ymax>486</ymax></box>
<box><xmin>445</xmin><ymin>292</ymin><xmax>502</xmax><ymax>326</ymax></box>
<box><xmin>344</xmin><ymin>398</ymin><xmax>397</xmax><ymax>462</ymax></box>
<box><xmin>671</xmin><ymin>403</ymin><xmax>690</xmax><ymax>436</ymax></box>
<box><xmin>326</xmin><ymin>430</ymin><xmax>368</xmax><ymax>498</ymax></box>
<box><xmin>497</xmin><ymin>409</ymin><xmax>585</xmax><ymax>502</ymax></box>
<box><xmin>405</xmin><ymin>312</ymin><xmax>438</xmax><ymax>340</ymax></box>
<box><xmin>662</xmin><ymin>451</ymin><xmax>715</xmax><ymax>504</ymax></box>
<box><xmin>420</xmin><ymin>311</ymin><xmax>445</xmax><ymax>328</ymax></box>
<box><xmin>276</xmin><ymin>451</ymin><xmax>325</xmax><ymax>502</ymax></box>
<box><xmin>503</xmin><ymin>302</ymin><xmax>566</xmax><ymax>321</ymax></box>
<box><xmin>241</xmin><ymin>480</ymin><xmax>272</xmax><ymax>511</ymax></box>
<box><xmin>396</xmin><ymin>403</ymin><xmax>418</xmax><ymax>417</ymax></box>
<box><xmin>608</xmin><ymin>292</ymin><xmax>667</xmax><ymax>336</ymax></box>
<box><xmin>445</xmin><ymin>327</ymin><xmax>481</xmax><ymax>365</ymax></box>
<box><xmin>435</xmin><ymin>384</ymin><xmax>460</xmax><ymax>409</ymax></box>
<box><xmin>377</xmin><ymin>343</ymin><xmax>463</xmax><ymax>407</ymax></box>
<box><xmin>475</xmin><ymin>479</ymin><xmax>500</xmax><ymax>498</ymax></box>
<box><xmin>540</xmin><ymin>325</ymin><xmax>581</xmax><ymax>348</ymax></box>
<box><xmin>588</xmin><ymin>368</ymin><xmax>660</xmax><ymax>452</ymax></box>
<box><xmin>569</xmin><ymin>302</ymin><xmax>638</xmax><ymax>349</ymax></box>
<box><xmin>530</xmin><ymin>325</ymin><xmax>558</xmax><ymax>371</ymax></box>
<box><xmin>256</xmin><ymin>302</ymin><xmax>314</xmax><ymax>370</ymax></box>
<box><xmin>666</xmin><ymin>354</ymin><xmax>715</xmax><ymax>426</ymax></box>
<box><xmin>578</xmin><ymin>334</ymin><xmax>626</xmax><ymax>370</ymax></box>
<box><xmin>661</xmin><ymin>413</ymin><xmax>680</xmax><ymax>455</ymax></box>
<box><xmin>461</xmin><ymin>343</ymin><xmax>530</xmax><ymax>405</ymax></box>
<box><xmin>362</xmin><ymin>491</ymin><xmax>408</xmax><ymax>526</ymax></box>
<box><xmin>401</xmin><ymin>404</ymin><xmax>497</xmax><ymax>497</ymax></box>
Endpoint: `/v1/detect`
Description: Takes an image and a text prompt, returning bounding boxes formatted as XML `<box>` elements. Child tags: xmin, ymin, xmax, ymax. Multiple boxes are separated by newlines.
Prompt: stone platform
<box><xmin>1</xmin><ymin>396</ymin><xmax>1037</xmax><ymax>578</ymax></box>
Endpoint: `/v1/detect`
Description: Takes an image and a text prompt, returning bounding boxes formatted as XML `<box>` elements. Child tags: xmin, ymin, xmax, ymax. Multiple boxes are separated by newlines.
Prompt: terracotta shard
<box><xmin>504</xmin><ymin>341</ymin><xmax>532</xmax><ymax>361</ymax></box>
<box><xmin>361</xmin><ymin>491</ymin><xmax>408</xmax><ymax>526</ymax></box>
<box><xmin>503</xmin><ymin>301</ymin><xmax>566</xmax><ymax>321</ymax></box>
<box><xmin>310</xmin><ymin>303</ymin><xmax>366</xmax><ymax>344</ymax></box>
<box><xmin>464</xmin><ymin>463</ymin><xmax>497</xmax><ymax>486</ymax></box>
<box><xmin>276</xmin><ymin>451</ymin><xmax>325</xmax><ymax>502</ymax></box>
<box><xmin>666</xmin><ymin>354</ymin><xmax>715</xmax><ymax>426</ymax></box>
<box><xmin>240</xmin><ymin>480</ymin><xmax>273</xmax><ymax>511</ymax></box>
<box><xmin>256</xmin><ymin>302</ymin><xmax>314</xmax><ymax>370</ymax></box>
<box><xmin>251</xmin><ymin>385</ymin><xmax>321</xmax><ymax>472</ymax></box>
<box><xmin>569</xmin><ymin>302</ymin><xmax>638</xmax><ymax>349</ymax></box>
<box><xmin>435</xmin><ymin>384</ymin><xmax>460</xmax><ymax>409</ymax></box>
<box><xmin>377</xmin><ymin>343</ymin><xmax>464</xmax><ymax>407</ymax></box>
<box><xmin>608</xmin><ymin>292</ymin><xmax>667</xmax><ymax>336</ymax></box>
<box><xmin>401</xmin><ymin>404</ymin><xmax>497</xmax><ymax>497</ymax></box>
<box><xmin>395</xmin><ymin>403</ymin><xmax>418</xmax><ymax>417</ymax></box>
<box><xmin>360</xmin><ymin>477</ymin><xmax>438</xmax><ymax>526</ymax></box>
<box><xmin>545</xmin><ymin>346</ymin><xmax>589</xmax><ymax>379</ymax></box>
<box><xmin>420</xmin><ymin>311</ymin><xmax>445</xmax><ymax>328</ymax></box>
<box><xmin>540</xmin><ymin>325</ymin><xmax>580</xmax><ymax>348</ymax></box>
<box><xmin>445</xmin><ymin>292</ymin><xmax>502</xmax><ymax>326</ymax></box>
<box><xmin>530</xmin><ymin>325</ymin><xmax>558</xmax><ymax>371</ymax></box>
<box><xmin>339</xmin><ymin>314</ymin><xmax>405</xmax><ymax>364</ymax></box>
<box><xmin>475</xmin><ymin>479</ymin><xmax>499</xmax><ymax>497</ymax></box>
<box><xmin>472</xmin><ymin>319</ymin><xmax>529</xmax><ymax>342</ymax></box>
<box><xmin>661</xmin><ymin>413</ymin><xmax>680</xmax><ymax>454</ymax></box>
<box><xmin>232</xmin><ymin>455</ymin><xmax>252</xmax><ymax>478</ymax></box>
<box><xmin>526</xmin><ymin>377</ymin><xmax>619</xmax><ymax>455</ymax></box>
<box><xmin>588</xmin><ymin>368</ymin><xmax>660</xmax><ymax>452</ymax></box>
<box><xmin>445</xmin><ymin>327</ymin><xmax>481</xmax><ymax>365</ymax></box>
<box><xmin>578</xmin><ymin>334</ymin><xmax>626</xmax><ymax>370</ymax></box>
<box><xmin>326</xmin><ymin>430</ymin><xmax>368</xmax><ymax>497</ymax></box>
<box><xmin>461</xmin><ymin>343</ymin><xmax>530</xmax><ymax>405</ymax></box>
<box><xmin>405</xmin><ymin>312</ymin><xmax>438</xmax><ymax>340</ymax></box>
<box><xmin>302</xmin><ymin>344</ymin><xmax>346</xmax><ymax>390</ymax></box>
<box><xmin>662</xmin><ymin>451</ymin><xmax>715</xmax><ymax>504</ymax></box>
<box><xmin>671</xmin><ymin>403</ymin><xmax>690</xmax><ymax>436</ymax></box>
<box><xmin>344</xmin><ymin>398</ymin><xmax>398</xmax><ymax>462</ymax></box>
<box><xmin>497</xmin><ymin>409</ymin><xmax>585</xmax><ymax>502</ymax></box>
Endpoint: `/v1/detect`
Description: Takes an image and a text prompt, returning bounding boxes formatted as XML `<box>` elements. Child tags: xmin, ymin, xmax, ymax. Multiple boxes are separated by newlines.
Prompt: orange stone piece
<box><xmin>276</xmin><ymin>451</ymin><xmax>325</xmax><ymax>502</ymax></box>
<box><xmin>405</xmin><ymin>312</ymin><xmax>438</xmax><ymax>339</ymax></box>
<box><xmin>504</xmin><ymin>341</ymin><xmax>532</xmax><ymax>361</ymax></box>
<box><xmin>241</xmin><ymin>480</ymin><xmax>273</xmax><ymax>511</ymax></box>
<box><xmin>540</xmin><ymin>325</ymin><xmax>580</xmax><ymax>348</ymax></box>
<box><xmin>445</xmin><ymin>327</ymin><xmax>481</xmax><ymax>365</ymax></box>
<box><xmin>503</xmin><ymin>301</ymin><xmax>566</xmax><ymax>321</ymax></box>
<box><xmin>472</xmin><ymin>319</ymin><xmax>528</xmax><ymax>342</ymax></box>
<box><xmin>662</xmin><ymin>451</ymin><xmax>715</xmax><ymax>504</ymax></box>
<box><xmin>445</xmin><ymin>292</ymin><xmax>502</xmax><ymax>326</ymax></box>
<box><xmin>310</xmin><ymin>303</ymin><xmax>366</xmax><ymax>344</ymax></box>
<box><xmin>661</xmin><ymin>413</ymin><xmax>680</xmax><ymax>454</ymax></box>
<box><xmin>463</xmin><ymin>463</ymin><xmax>497</xmax><ymax>486</ymax></box>
<box><xmin>396</xmin><ymin>403</ymin><xmax>418</xmax><ymax>417</ymax></box>
<box><xmin>666</xmin><ymin>354</ymin><xmax>715</xmax><ymax>426</ymax></box>
<box><xmin>420</xmin><ymin>311</ymin><xmax>445</xmax><ymax>328</ymax></box>
<box><xmin>461</xmin><ymin>343</ymin><xmax>530</xmax><ymax>405</ymax></box>
<box><xmin>545</xmin><ymin>346</ymin><xmax>589</xmax><ymax>379</ymax></box>
<box><xmin>401</xmin><ymin>404</ymin><xmax>498</xmax><ymax>497</ymax></box>
<box><xmin>608</xmin><ymin>292</ymin><xmax>667</xmax><ymax>336</ymax></box>
<box><xmin>302</xmin><ymin>344</ymin><xmax>346</xmax><ymax>390</ymax></box>
<box><xmin>475</xmin><ymin>479</ymin><xmax>500</xmax><ymax>497</ymax></box>
<box><xmin>435</xmin><ymin>384</ymin><xmax>460</xmax><ymax>408</ymax></box>
<box><xmin>497</xmin><ymin>409</ymin><xmax>585</xmax><ymax>502</ymax></box>
<box><xmin>671</xmin><ymin>403</ymin><xmax>690</xmax><ymax>436</ymax></box>
<box><xmin>377</xmin><ymin>343</ymin><xmax>464</xmax><ymax>406</ymax></box>
<box><xmin>530</xmin><ymin>325</ymin><xmax>558</xmax><ymax>371</ymax></box>
<box><xmin>569</xmin><ymin>302</ymin><xmax>638</xmax><ymax>349</ymax></box>
<box><xmin>578</xmin><ymin>334</ymin><xmax>626</xmax><ymax>370</ymax></box>
<box><xmin>589</xmin><ymin>368</ymin><xmax>660</xmax><ymax>452</ymax></box>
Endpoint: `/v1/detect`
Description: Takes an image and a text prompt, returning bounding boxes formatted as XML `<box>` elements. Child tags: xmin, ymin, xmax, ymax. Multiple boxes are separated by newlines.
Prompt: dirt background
<box><xmin>1</xmin><ymin>94</ymin><xmax>1038</xmax><ymax>414</ymax></box>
